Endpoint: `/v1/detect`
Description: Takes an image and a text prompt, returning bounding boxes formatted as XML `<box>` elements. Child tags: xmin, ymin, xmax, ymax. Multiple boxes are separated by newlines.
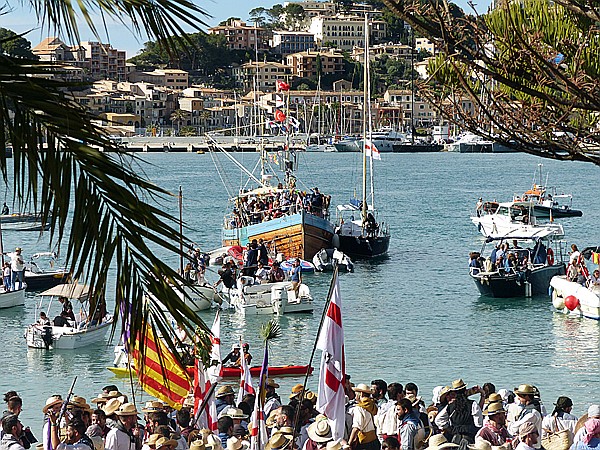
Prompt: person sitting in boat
<box><xmin>222</xmin><ymin>344</ymin><xmax>241</xmax><ymax>367</ymax></box>
<box><xmin>58</xmin><ymin>296</ymin><xmax>76</xmax><ymax>321</ymax></box>
<box><xmin>268</xmin><ymin>262</ymin><xmax>285</xmax><ymax>283</ymax></box>
<box><xmin>183</xmin><ymin>263</ymin><xmax>194</xmax><ymax>283</ymax></box>
<box><xmin>53</xmin><ymin>311</ymin><xmax>71</xmax><ymax>327</ymax></box>
<box><xmin>255</xmin><ymin>262</ymin><xmax>269</xmax><ymax>284</ymax></box>
<box><xmin>365</xmin><ymin>213</ymin><xmax>378</xmax><ymax>236</ymax></box>
<box><xmin>236</xmin><ymin>343</ymin><xmax>252</xmax><ymax>366</ymax></box>
<box><xmin>567</xmin><ymin>262</ymin><xmax>578</xmax><ymax>282</ymax></box>
<box><xmin>589</xmin><ymin>270</ymin><xmax>600</xmax><ymax>287</ymax></box>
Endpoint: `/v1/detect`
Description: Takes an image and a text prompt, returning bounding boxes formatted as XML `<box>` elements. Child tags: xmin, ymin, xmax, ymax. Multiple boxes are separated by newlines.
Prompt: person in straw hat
<box><xmin>306</xmin><ymin>415</ymin><xmax>333</xmax><ymax>450</ymax></box>
<box><xmin>188</xmin><ymin>440</ymin><xmax>205</xmax><ymax>450</ymax></box>
<box><xmin>434</xmin><ymin>379</ymin><xmax>483</xmax><ymax>445</ymax></box>
<box><xmin>264</xmin><ymin>427</ymin><xmax>294</xmax><ymax>450</ymax></box>
<box><xmin>101</xmin><ymin>399</ymin><xmax>123</xmax><ymax>430</ymax></box>
<box><xmin>41</xmin><ymin>396</ymin><xmax>63</xmax><ymax>450</ymax></box>
<box><xmin>541</xmin><ymin>396</ymin><xmax>577</xmax><ymax>439</ymax></box>
<box><xmin>226</xmin><ymin>437</ymin><xmax>248</xmax><ymax>450</ymax></box>
<box><xmin>215</xmin><ymin>387</ymin><xmax>235</xmax><ymax>417</ymax></box>
<box><xmin>426</xmin><ymin>434</ymin><xmax>459</xmax><ymax>450</ymax></box>
<box><xmin>105</xmin><ymin>404</ymin><xmax>140</xmax><ymax>450</ymax></box>
<box><xmin>515</xmin><ymin>422</ymin><xmax>538</xmax><ymax>450</ymax></box>
<box><xmin>205</xmin><ymin>434</ymin><xmax>224</xmax><ymax>450</ymax></box>
<box><xmin>155</xmin><ymin>437</ymin><xmax>177</xmax><ymax>450</ymax></box>
<box><xmin>574</xmin><ymin>405</ymin><xmax>600</xmax><ymax>444</ymax></box>
<box><xmin>475</xmin><ymin>402</ymin><xmax>510</xmax><ymax>445</ymax></box>
<box><xmin>264</xmin><ymin>379</ymin><xmax>282</xmax><ymax>420</ymax></box>
<box><xmin>572</xmin><ymin>418</ymin><xmax>600</xmax><ymax>450</ymax></box>
<box><xmin>348</xmin><ymin>384</ymin><xmax>379</xmax><ymax>450</ymax></box>
<box><xmin>506</xmin><ymin>385</ymin><xmax>542</xmax><ymax>447</ymax></box>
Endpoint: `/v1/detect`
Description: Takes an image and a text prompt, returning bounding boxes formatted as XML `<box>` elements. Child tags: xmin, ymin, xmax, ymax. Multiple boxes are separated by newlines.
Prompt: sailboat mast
<box><xmin>178</xmin><ymin>185</ymin><xmax>183</xmax><ymax>274</ymax></box>
<box><xmin>361</xmin><ymin>13</ymin><xmax>369</xmax><ymax>224</ymax></box>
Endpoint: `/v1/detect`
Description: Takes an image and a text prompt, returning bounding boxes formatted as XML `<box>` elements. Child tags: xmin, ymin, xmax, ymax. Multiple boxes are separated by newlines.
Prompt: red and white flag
<box><xmin>238</xmin><ymin>339</ymin><xmax>256</xmax><ymax>404</ymax></box>
<box><xmin>316</xmin><ymin>273</ymin><xmax>346</xmax><ymax>440</ymax></box>
<box><xmin>365</xmin><ymin>139</ymin><xmax>381</xmax><ymax>160</ymax></box>
<box><xmin>193</xmin><ymin>311</ymin><xmax>221</xmax><ymax>431</ymax></box>
<box><xmin>250</xmin><ymin>346</ymin><xmax>269</xmax><ymax>450</ymax></box>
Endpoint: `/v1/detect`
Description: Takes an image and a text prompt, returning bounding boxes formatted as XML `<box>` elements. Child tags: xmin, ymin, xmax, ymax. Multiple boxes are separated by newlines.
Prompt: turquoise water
<box><xmin>1</xmin><ymin>152</ymin><xmax>599</xmax><ymax>430</ymax></box>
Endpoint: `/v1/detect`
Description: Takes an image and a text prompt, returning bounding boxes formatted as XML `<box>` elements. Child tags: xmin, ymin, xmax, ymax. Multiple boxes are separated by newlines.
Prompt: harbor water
<box><xmin>1</xmin><ymin>151</ymin><xmax>599</xmax><ymax>429</ymax></box>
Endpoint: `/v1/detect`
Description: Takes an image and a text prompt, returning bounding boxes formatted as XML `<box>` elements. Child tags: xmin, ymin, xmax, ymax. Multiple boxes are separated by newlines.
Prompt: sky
<box><xmin>7</xmin><ymin>0</ymin><xmax>492</xmax><ymax>58</ymax></box>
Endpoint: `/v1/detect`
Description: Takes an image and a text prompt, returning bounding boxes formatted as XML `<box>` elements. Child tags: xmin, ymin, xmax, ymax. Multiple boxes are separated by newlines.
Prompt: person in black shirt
<box><xmin>215</xmin><ymin>263</ymin><xmax>235</xmax><ymax>290</ymax></box>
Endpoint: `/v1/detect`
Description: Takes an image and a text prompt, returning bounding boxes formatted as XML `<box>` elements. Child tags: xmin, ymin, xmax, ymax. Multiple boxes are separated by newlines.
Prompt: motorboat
<box><xmin>0</xmin><ymin>213</ymin><xmax>50</xmax><ymax>231</ymax></box>
<box><xmin>312</xmin><ymin>248</ymin><xmax>354</xmax><ymax>272</ymax></box>
<box><xmin>0</xmin><ymin>285</ymin><xmax>26</xmax><ymax>309</ymax></box>
<box><xmin>471</xmin><ymin>201</ymin><xmax>565</xmax><ymax>239</ymax></box>
<box><xmin>333</xmin><ymin>137</ymin><xmax>361</xmax><ymax>152</ymax></box>
<box><xmin>227</xmin><ymin>276</ymin><xmax>314</xmax><ymax>315</ymax></box>
<box><xmin>469</xmin><ymin>230</ymin><xmax>567</xmax><ymax>298</ymax></box>
<box><xmin>181</xmin><ymin>283</ymin><xmax>219</xmax><ymax>311</ymax></box>
<box><xmin>25</xmin><ymin>283</ymin><xmax>113</xmax><ymax>349</ymax></box>
<box><xmin>550</xmin><ymin>276</ymin><xmax>600</xmax><ymax>320</ymax></box>
<box><xmin>445</xmin><ymin>132</ymin><xmax>493</xmax><ymax>153</ymax></box>
<box><xmin>280</xmin><ymin>258</ymin><xmax>315</xmax><ymax>273</ymax></box>
<box><xmin>24</xmin><ymin>252</ymin><xmax>70</xmax><ymax>291</ymax></box>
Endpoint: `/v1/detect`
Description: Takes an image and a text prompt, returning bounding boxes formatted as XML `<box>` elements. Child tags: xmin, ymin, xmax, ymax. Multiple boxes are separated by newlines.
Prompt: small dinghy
<box><xmin>313</xmin><ymin>248</ymin><xmax>354</xmax><ymax>272</ymax></box>
<box><xmin>280</xmin><ymin>258</ymin><xmax>315</xmax><ymax>273</ymax></box>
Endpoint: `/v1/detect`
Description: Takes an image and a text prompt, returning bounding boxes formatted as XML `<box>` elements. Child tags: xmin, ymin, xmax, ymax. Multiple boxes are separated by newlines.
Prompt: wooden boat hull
<box><xmin>223</xmin><ymin>211</ymin><xmax>334</xmax><ymax>260</ymax></box>
<box><xmin>107</xmin><ymin>364</ymin><xmax>314</xmax><ymax>379</ymax></box>
<box><xmin>0</xmin><ymin>288</ymin><xmax>26</xmax><ymax>309</ymax></box>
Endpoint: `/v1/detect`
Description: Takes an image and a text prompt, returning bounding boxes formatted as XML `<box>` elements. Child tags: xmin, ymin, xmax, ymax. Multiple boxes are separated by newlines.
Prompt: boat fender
<box><xmin>551</xmin><ymin>288</ymin><xmax>565</xmax><ymax>311</ymax></box>
<box><xmin>564</xmin><ymin>295</ymin><xmax>580</xmax><ymax>311</ymax></box>
<box><xmin>547</xmin><ymin>248</ymin><xmax>554</xmax><ymax>265</ymax></box>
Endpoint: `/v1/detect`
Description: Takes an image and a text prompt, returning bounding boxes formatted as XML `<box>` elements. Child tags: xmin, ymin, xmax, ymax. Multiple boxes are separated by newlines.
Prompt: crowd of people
<box><xmin>2</xmin><ymin>379</ymin><xmax>599</xmax><ymax>450</ymax></box>
<box><xmin>226</xmin><ymin>186</ymin><xmax>330</xmax><ymax>230</ymax></box>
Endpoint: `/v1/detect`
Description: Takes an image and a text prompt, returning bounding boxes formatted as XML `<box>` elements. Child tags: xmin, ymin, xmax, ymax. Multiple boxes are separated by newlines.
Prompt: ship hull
<box><xmin>223</xmin><ymin>211</ymin><xmax>334</xmax><ymax>260</ymax></box>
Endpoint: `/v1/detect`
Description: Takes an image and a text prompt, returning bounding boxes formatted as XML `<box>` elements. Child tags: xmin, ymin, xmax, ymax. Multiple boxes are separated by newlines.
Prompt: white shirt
<box><xmin>507</xmin><ymin>404</ymin><xmax>542</xmax><ymax>449</ymax></box>
<box><xmin>8</xmin><ymin>252</ymin><xmax>24</xmax><ymax>272</ymax></box>
<box><xmin>352</xmin><ymin>406</ymin><xmax>375</xmax><ymax>433</ymax></box>
<box><xmin>105</xmin><ymin>428</ymin><xmax>134</xmax><ymax>450</ymax></box>
<box><xmin>515</xmin><ymin>442</ymin><xmax>536</xmax><ymax>450</ymax></box>
<box><xmin>570</xmin><ymin>251</ymin><xmax>581</xmax><ymax>265</ymax></box>
<box><xmin>541</xmin><ymin>413</ymin><xmax>578</xmax><ymax>438</ymax></box>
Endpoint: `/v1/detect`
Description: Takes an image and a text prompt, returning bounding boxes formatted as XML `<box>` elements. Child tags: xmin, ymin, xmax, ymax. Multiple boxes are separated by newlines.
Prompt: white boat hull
<box><xmin>228</xmin><ymin>280</ymin><xmax>314</xmax><ymax>315</ymax></box>
<box><xmin>0</xmin><ymin>287</ymin><xmax>26</xmax><ymax>309</ymax></box>
<box><xmin>26</xmin><ymin>315</ymin><xmax>114</xmax><ymax>349</ymax></box>
<box><xmin>470</xmin><ymin>215</ymin><xmax>564</xmax><ymax>239</ymax></box>
<box><xmin>182</xmin><ymin>285</ymin><xmax>215</xmax><ymax>311</ymax></box>
<box><xmin>550</xmin><ymin>275</ymin><xmax>600</xmax><ymax>320</ymax></box>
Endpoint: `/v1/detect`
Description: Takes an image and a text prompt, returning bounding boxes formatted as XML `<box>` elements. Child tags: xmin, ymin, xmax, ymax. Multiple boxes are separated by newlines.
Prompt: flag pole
<box><xmin>292</xmin><ymin>264</ymin><xmax>340</xmax><ymax>437</ymax></box>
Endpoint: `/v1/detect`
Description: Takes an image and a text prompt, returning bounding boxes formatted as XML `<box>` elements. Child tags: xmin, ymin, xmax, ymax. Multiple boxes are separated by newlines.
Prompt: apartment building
<box><xmin>232</xmin><ymin>61</ymin><xmax>291</xmax><ymax>92</ymax></box>
<box><xmin>285</xmin><ymin>48</ymin><xmax>345</xmax><ymax>78</ymax></box>
<box><xmin>308</xmin><ymin>15</ymin><xmax>387</xmax><ymax>51</ymax></box>
<box><xmin>79</xmin><ymin>41</ymin><xmax>127</xmax><ymax>80</ymax></box>
<box><xmin>271</xmin><ymin>31</ymin><xmax>316</xmax><ymax>56</ymax></box>
<box><xmin>383</xmin><ymin>89</ymin><xmax>438</xmax><ymax>126</ymax></box>
<box><xmin>208</xmin><ymin>19</ymin><xmax>268</xmax><ymax>51</ymax></box>
<box><xmin>128</xmin><ymin>69</ymin><xmax>189</xmax><ymax>90</ymax></box>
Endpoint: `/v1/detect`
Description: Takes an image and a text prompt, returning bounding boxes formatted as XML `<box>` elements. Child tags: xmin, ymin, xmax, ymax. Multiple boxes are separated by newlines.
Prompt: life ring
<box><xmin>547</xmin><ymin>248</ymin><xmax>554</xmax><ymax>265</ymax></box>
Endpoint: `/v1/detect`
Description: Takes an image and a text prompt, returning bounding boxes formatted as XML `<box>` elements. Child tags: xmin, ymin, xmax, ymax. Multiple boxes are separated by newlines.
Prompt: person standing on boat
<box><xmin>6</xmin><ymin>248</ymin><xmax>24</xmax><ymax>291</ymax></box>
<box><xmin>257</xmin><ymin>240</ymin><xmax>269</xmax><ymax>266</ymax></box>
<box><xmin>476</xmin><ymin>198</ymin><xmax>483</xmax><ymax>217</ymax></box>
<box><xmin>1</xmin><ymin>203</ymin><xmax>8</xmax><ymax>216</ymax></box>
<box><xmin>290</xmin><ymin>259</ymin><xmax>302</xmax><ymax>298</ymax></box>
<box><xmin>2</xmin><ymin>263</ymin><xmax>10</xmax><ymax>291</ymax></box>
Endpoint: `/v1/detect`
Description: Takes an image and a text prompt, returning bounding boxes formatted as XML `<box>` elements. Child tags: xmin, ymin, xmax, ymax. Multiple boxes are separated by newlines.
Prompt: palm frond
<box><xmin>0</xmin><ymin>54</ymin><xmax>211</xmax><ymax>359</ymax></box>
<box><xmin>260</xmin><ymin>319</ymin><xmax>282</xmax><ymax>343</ymax></box>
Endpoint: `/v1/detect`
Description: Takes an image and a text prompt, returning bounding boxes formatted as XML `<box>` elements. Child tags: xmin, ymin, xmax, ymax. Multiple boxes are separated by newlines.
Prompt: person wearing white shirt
<box><xmin>105</xmin><ymin>404</ymin><xmax>140</xmax><ymax>450</ymax></box>
<box><xmin>507</xmin><ymin>385</ymin><xmax>542</xmax><ymax>449</ymax></box>
<box><xmin>254</xmin><ymin>263</ymin><xmax>269</xmax><ymax>284</ymax></box>
<box><xmin>541</xmin><ymin>397</ymin><xmax>578</xmax><ymax>439</ymax></box>
<box><xmin>6</xmin><ymin>248</ymin><xmax>24</xmax><ymax>291</ymax></box>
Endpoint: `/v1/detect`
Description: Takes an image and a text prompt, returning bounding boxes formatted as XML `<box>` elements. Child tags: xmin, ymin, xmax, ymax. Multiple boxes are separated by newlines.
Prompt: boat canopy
<box><xmin>484</xmin><ymin>227</ymin><xmax>561</xmax><ymax>242</ymax></box>
<box><xmin>39</xmin><ymin>283</ymin><xmax>89</xmax><ymax>300</ymax></box>
<box><xmin>230</xmin><ymin>186</ymin><xmax>284</xmax><ymax>201</ymax></box>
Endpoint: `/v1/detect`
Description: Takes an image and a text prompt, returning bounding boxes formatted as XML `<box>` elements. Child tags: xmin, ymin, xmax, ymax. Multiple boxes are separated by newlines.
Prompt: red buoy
<box><xmin>564</xmin><ymin>295</ymin><xmax>580</xmax><ymax>311</ymax></box>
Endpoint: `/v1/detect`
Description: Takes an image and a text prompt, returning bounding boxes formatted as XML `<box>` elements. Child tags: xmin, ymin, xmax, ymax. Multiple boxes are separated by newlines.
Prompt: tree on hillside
<box><xmin>381</xmin><ymin>0</ymin><xmax>600</xmax><ymax>163</ymax></box>
<box><xmin>1</xmin><ymin>0</ymin><xmax>213</xmax><ymax>357</ymax></box>
<box><xmin>248</xmin><ymin>7</ymin><xmax>269</xmax><ymax>26</ymax></box>
<box><xmin>0</xmin><ymin>28</ymin><xmax>37</xmax><ymax>59</ymax></box>
<box><xmin>283</xmin><ymin>4</ymin><xmax>307</xmax><ymax>31</ymax></box>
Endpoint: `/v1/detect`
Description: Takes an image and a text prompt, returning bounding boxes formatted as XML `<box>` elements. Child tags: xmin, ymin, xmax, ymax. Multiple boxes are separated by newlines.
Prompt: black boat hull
<box><xmin>336</xmin><ymin>234</ymin><xmax>390</xmax><ymax>259</ymax></box>
<box><xmin>392</xmin><ymin>143</ymin><xmax>443</xmax><ymax>153</ymax></box>
<box><xmin>471</xmin><ymin>264</ymin><xmax>566</xmax><ymax>298</ymax></box>
<box><xmin>532</xmin><ymin>205</ymin><xmax>583</xmax><ymax>219</ymax></box>
<box><xmin>24</xmin><ymin>271</ymin><xmax>71</xmax><ymax>291</ymax></box>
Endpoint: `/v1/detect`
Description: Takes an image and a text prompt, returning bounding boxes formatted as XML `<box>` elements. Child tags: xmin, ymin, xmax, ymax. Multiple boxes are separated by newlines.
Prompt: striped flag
<box><xmin>131</xmin><ymin>326</ymin><xmax>191</xmax><ymax>409</ymax></box>
<box><xmin>365</xmin><ymin>139</ymin><xmax>381</xmax><ymax>160</ymax></box>
<box><xmin>250</xmin><ymin>346</ymin><xmax>269</xmax><ymax>450</ymax></box>
<box><xmin>316</xmin><ymin>272</ymin><xmax>346</xmax><ymax>440</ymax></box>
<box><xmin>237</xmin><ymin>339</ymin><xmax>255</xmax><ymax>404</ymax></box>
<box><xmin>207</xmin><ymin>310</ymin><xmax>222</xmax><ymax>384</ymax></box>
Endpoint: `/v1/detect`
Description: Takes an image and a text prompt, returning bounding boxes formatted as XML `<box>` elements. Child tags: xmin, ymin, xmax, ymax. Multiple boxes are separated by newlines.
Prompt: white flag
<box><xmin>206</xmin><ymin>310</ymin><xmax>222</xmax><ymax>384</ymax></box>
<box><xmin>275</xmin><ymin>95</ymin><xmax>285</xmax><ymax>108</ymax></box>
<box><xmin>365</xmin><ymin>139</ymin><xmax>381</xmax><ymax>160</ymax></box>
<box><xmin>237</xmin><ymin>339</ymin><xmax>256</xmax><ymax>404</ymax></box>
<box><xmin>316</xmin><ymin>274</ymin><xmax>346</xmax><ymax>440</ymax></box>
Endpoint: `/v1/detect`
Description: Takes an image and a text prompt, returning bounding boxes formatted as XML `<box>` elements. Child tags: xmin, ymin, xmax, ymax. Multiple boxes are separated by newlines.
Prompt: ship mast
<box><xmin>361</xmin><ymin>13</ymin><xmax>369</xmax><ymax>224</ymax></box>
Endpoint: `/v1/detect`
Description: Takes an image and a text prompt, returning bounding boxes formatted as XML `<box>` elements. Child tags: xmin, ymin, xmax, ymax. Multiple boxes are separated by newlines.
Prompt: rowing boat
<box><xmin>107</xmin><ymin>364</ymin><xmax>313</xmax><ymax>378</ymax></box>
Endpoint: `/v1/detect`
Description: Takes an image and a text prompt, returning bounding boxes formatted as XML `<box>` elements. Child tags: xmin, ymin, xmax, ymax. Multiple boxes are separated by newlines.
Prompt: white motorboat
<box><xmin>228</xmin><ymin>276</ymin><xmax>313</xmax><ymax>315</ymax></box>
<box><xmin>181</xmin><ymin>283</ymin><xmax>220</xmax><ymax>311</ymax></box>
<box><xmin>25</xmin><ymin>283</ymin><xmax>113</xmax><ymax>349</ymax></box>
<box><xmin>550</xmin><ymin>275</ymin><xmax>600</xmax><ymax>320</ymax></box>
<box><xmin>445</xmin><ymin>132</ymin><xmax>493</xmax><ymax>153</ymax></box>
<box><xmin>471</xmin><ymin>201</ymin><xmax>565</xmax><ymax>239</ymax></box>
<box><xmin>0</xmin><ymin>286</ymin><xmax>26</xmax><ymax>309</ymax></box>
<box><xmin>312</xmin><ymin>248</ymin><xmax>354</xmax><ymax>272</ymax></box>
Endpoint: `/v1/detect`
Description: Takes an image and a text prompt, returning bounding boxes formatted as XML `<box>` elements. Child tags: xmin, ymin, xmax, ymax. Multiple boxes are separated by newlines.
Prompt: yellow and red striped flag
<box><xmin>130</xmin><ymin>326</ymin><xmax>191</xmax><ymax>409</ymax></box>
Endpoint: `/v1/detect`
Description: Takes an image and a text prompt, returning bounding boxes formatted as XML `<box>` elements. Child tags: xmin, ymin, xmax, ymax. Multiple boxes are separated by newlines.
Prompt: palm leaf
<box><xmin>260</xmin><ymin>319</ymin><xmax>282</xmax><ymax>343</ymax></box>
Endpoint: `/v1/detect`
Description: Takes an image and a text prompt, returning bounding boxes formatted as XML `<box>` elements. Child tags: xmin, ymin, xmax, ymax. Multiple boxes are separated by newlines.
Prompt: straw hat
<box><xmin>326</xmin><ymin>441</ymin><xmax>342</xmax><ymax>450</ymax></box>
<box><xmin>206</xmin><ymin>434</ymin><xmax>224</xmax><ymax>450</ymax></box>
<box><xmin>289</xmin><ymin>384</ymin><xmax>305</xmax><ymax>399</ymax></box>
<box><xmin>265</xmin><ymin>432</ymin><xmax>293</xmax><ymax>450</ymax></box>
<box><xmin>427</xmin><ymin>434</ymin><xmax>459</xmax><ymax>450</ymax></box>
<box><xmin>156</xmin><ymin>437</ymin><xmax>178</xmax><ymax>449</ymax></box>
<box><xmin>305</xmin><ymin>391</ymin><xmax>317</xmax><ymax>404</ymax></box>
<box><xmin>216</xmin><ymin>386</ymin><xmax>235</xmax><ymax>398</ymax></box>
<box><xmin>514</xmin><ymin>385</ymin><xmax>535</xmax><ymax>397</ymax></box>
<box><xmin>91</xmin><ymin>393</ymin><xmax>110</xmax><ymax>405</ymax></box>
<box><xmin>487</xmin><ymin>393</ymin><xmax>502</xmax><ymax>404</ymax></box>
<box><xmin>183</xmin><ymin>397</ymin><xmax>195</xmax><ymax>409</ymax></box>
<box><xmin>352</xmin><ymin>384</ymin><xmax>373</xmax><ymax>395</ymax></box>
<box><xmin>141</xmin><ymin>401</ymin><xmax>165</xmax><ymax>413</ymax></box>
<box><xmin>115</xmin><ymin>403</ymin><xmax>139</xmax><ymax>416</ymax></box>
<box><xmin>190</xmin><ymin>440</ymin><xmax>206</xmax><ymax>450</ymax></box>
<box><xmin>483</xmin><ymin>402</ymin><xmax>506</xmax><ymax>416</ymax></box>
<box><xmin>102</xmin><ymin>398</ymin><xmax>122</xmax><ymax>416</ymax></box>
<box><xmin>266</xmin><ymin>379</ymin><xmax>280</xmax><ymax>389</ymax></box>
<box><xmin>266</xmin><ymin>410</ymin><xmax>279</xmax><ymax>428</ymax></box>
<box><xmin>518</xmin><ymin>422</ymin><xmax>537</xmax><ymax>438</ymax></box>
<box><xmin>438</xmin><ymin>386</ymin><xmax>451</xmax><ymax>404</ymax></box>
<box><xmin>146</xmin><ymin>434</ymin><xmax>163</xmax><ymax>447</ymax></box>
<box><xmin>307</xmin><ymin>418</ymin><xmax>332</xmax><ymax>443</ymax></box>
<box><xmin>69</xmin><ymin>396</ymin><xmax>92</xmax><ymax>412</ymax></box>
<box><xmin>106</xmin><ymin>390</ymin><xmax>123</xmax><ymax>399</ymax></box>
<box><xmin>468</xmin><ymin>441</ymin><xmax>492</xmax><ymax>450</ymax></box>
<box><xmin>450</xmin><ymin>379</ymin><xmax>467</xmax><ymax>391</ymax></box>
<box><xmin>42</xmin><ymin>396</ymin><xmax>63</xmax><ymax>414</ymax></box>
<box><xmin>224</xmin><ymin>408</ymin><xmax>249</xmax><ymax>420</ymax></box>
<box><xmin>227</xmin><ymin>437</ymin><xmax>249</xmax><ymax>450</ymax></box>
<box><xmin>273</xmin><ymin>427</ymin><xmax>294</xmax><ymax>438</ymax></box>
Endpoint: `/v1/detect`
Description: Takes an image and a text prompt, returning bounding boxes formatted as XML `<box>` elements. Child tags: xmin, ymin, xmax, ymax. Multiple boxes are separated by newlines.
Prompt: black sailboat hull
<box><xmin>336</xmin><ymin>233</ymin><xmax>390</xmax><ymax>259</ymax></box>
